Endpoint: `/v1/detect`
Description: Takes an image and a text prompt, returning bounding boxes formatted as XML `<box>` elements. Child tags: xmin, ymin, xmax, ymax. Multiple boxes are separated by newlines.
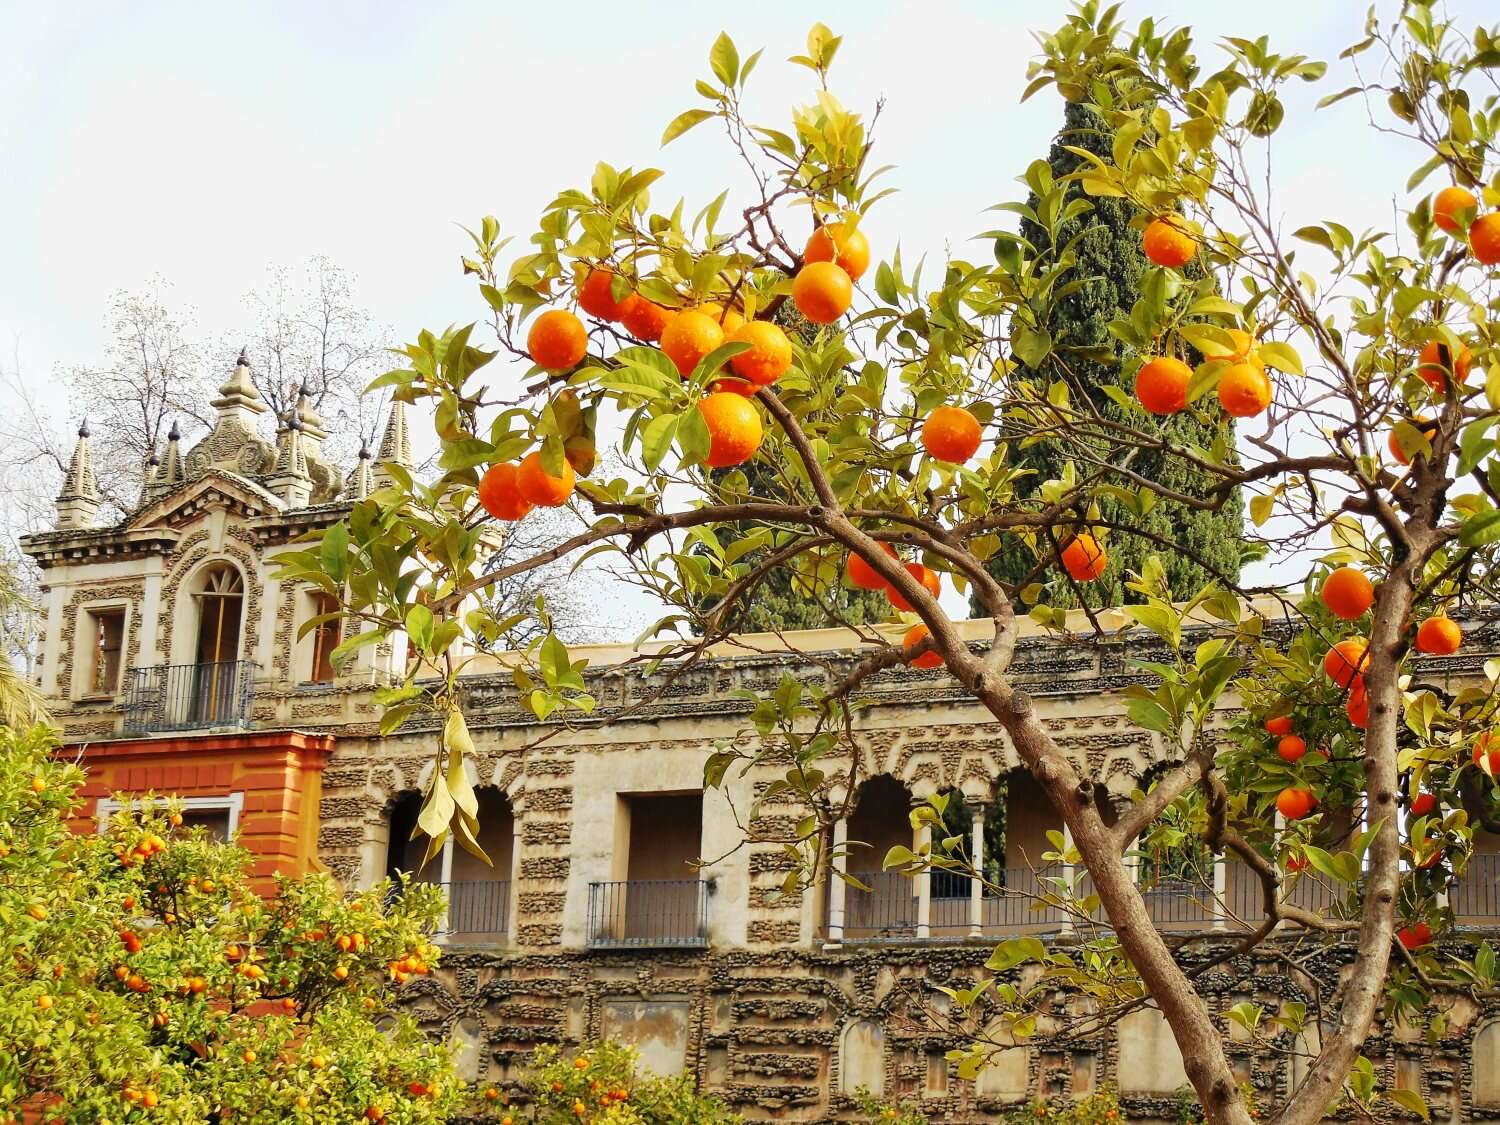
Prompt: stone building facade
<box><xmin>20</xmin><ymin>354</ymin><xmax>1500</xmax><ymax>1121</ymax></box>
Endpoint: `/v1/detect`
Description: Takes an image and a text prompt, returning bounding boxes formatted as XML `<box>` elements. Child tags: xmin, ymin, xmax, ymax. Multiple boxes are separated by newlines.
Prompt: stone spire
<box><xmin>347</xmin><ymin>441</ymin><xmax>374</xmax><ymax>501</ymax></box>
<box><xmin>212</xmin><ymin>348</ymin><xmax>269</xmax><ymax>425</ymax></box>
<box><xmin>268</xmin><ymin>416</ymin><xmax>312</xmax><ymax>508</ymax></box>
<box><xmin>295</xmin><ymin>383</ymin><xmax>327</xmax><ymax>458</ymax></box>
<box><xmin>183</xmin><ymin>350</ymin><xmax>276</xmax><ymax>481</ymax></box>
<box><xmin>55</xmin><ymin>419</ymin><xmax>100</xmax><ymax>529</ymax></box>
<box><xmin>138</xmin><ymin>444</ymin><xmax>160</xmax><ymax>508</ymax></box>
<box><xmin>153</xmin><ymin>419</ymin><xmax>186</xmax><ymax>497</ymax></box>
<box><xmin>373</xmin><ymin>399</ymin><xmax>412</xmax><ymax>486</ymax></box>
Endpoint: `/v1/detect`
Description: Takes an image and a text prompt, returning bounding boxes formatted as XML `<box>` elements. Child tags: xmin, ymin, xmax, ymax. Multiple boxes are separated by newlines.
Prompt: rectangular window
<box><xmin>178</xmin><ymin>807</ymin><xmax>232</xmax><ymax>841</ymax></box>
<box><xmin>90</xmin><ymin>608</ymin><xmax>126</xmax><ymax>694</ymax></box>
<box><xmin>307</xmin><ymin>592</ymin><xmax>342</xmax><ymax>683</ymax></box>
<box><xmin>95</xmin><ymin>794</ymin><xmax>242</xmax><ymax>841</ymax></box>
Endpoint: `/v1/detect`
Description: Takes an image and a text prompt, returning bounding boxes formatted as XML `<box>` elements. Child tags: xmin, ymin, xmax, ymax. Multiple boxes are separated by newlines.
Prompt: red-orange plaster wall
<box><xmin>64</xmin><ymin>729</ymin><xmax>334</xmax><ymax>890</ymax></box>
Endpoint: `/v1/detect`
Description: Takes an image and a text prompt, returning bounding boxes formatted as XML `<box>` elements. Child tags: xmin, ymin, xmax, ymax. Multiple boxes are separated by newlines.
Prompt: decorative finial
<box><xmin>288</xmin><ymin>415</ymin><xmax>302</xmax><ymax>432</ymax></box>
<box><xmin>358</xmin><ymin>442</ymin><xmax>371</xmax><ymax>460</ymax></box>
<box><xmin>78</xmin><ymin>417</ymin><xmax>90</xmax><ymax>439</ymax></box>
<box><xmin>168</xmin><ymin>418</ymin><xmax>181</xmax><ymax>442</ymax></box>
<box><xmin>237</xmin><ymin>346</ymin><xmax>249</xmax><ymax>365</ymax></box>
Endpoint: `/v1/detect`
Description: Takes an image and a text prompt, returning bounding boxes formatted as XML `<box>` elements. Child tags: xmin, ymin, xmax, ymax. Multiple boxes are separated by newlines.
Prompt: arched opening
<box><xmin>1131</xmin><ymin>762</ymin><xmax>1216</xmax><ymax>932</ymax></box>
<box><xmin>844</xmin><ymin>775</ymin><xmax>918</xmax><ymax>940</ymax></box>
<box><xmin>190</xmin><ymin>564</ymin><xmax>246</xmax><ymax>724</ymax></box>
<box><xmin>985</xmin><ymin>767</ymin><xmax>1066</xmax><ymax>933</ymax></box>
<box><xmin>383</xmin><ymin>788</ymin><xmax>515</xmax><ymax>942</ymax></box>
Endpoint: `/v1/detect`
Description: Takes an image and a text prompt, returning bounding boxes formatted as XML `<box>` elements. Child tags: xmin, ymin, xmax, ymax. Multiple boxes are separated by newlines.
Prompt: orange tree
<box><xmin>0</xmin><ymin>722</ymin><xmax>464</xmax><ymax>1123</ymax></box>
<box><xmin>272</xmin><ymin>7</ymin><xmax>1500</xmax><ymax>1124</ymax></box>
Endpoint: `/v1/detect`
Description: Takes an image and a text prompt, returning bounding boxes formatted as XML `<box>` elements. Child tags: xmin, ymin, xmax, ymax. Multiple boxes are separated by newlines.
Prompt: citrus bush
<box><xmin>477</xmin><ymin>1042</ymin><xmax>739</xmax><ymax>1125</ymax></box>
<box><xmin>0</xmin><ymin>722</ymin><xmax>464</xmax><ymax>1123</ymax></box>
<box><xmin>270</xmin><ymin>7</ymin><xmax>1500</xmax><ymax>1125</ymax></box>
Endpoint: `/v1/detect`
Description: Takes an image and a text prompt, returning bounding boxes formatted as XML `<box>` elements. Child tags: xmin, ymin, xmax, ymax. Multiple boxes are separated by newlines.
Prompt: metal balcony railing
<box><xmin>845</xmin><ymin>870</ymin><xmax>919</xmax><ymax>940</ymax></box>
<box><xmin>437</xmin><ymin>879</ymin><xmax>511</xmax><ymax>942</ymax></box>
<box><xmin>123</xmin><ymin>661</ymin><xmax>257</xmax><ymax>734</ymax></box>
<box><xmin>1451</xmin><ymin>853</ymin><xmax>1500</xmax><ymax>921</ymax></box>
<box><xmin>587</xmin><ymin>879</ymin><xmax>709</xmax><ymax>949</ymax></box>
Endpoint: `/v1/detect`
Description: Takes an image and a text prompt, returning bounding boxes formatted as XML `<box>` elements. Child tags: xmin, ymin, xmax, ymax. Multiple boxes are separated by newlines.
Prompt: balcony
<box><xmin>123</xmin><ymin>661</ymin><xmax>257</xmax><ymax>735</ymax></box>
<box><xmin>587</xmin><ymin>879</ymin><xmax>709</xmax><ymax>949</ymax></box>
<box><xmin>437</xmin><ymin>879</ymin><xmax>512</xmax><ymax>943</ymax></box>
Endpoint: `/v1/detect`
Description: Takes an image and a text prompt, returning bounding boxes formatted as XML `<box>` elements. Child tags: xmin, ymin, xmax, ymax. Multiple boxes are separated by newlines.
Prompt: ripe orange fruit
<box><xmin>35</xmin><ymin>994</ymin><xmax>53</xmax><ymax>1010</ymax></box>
<box><xmin>1277</xmin><ymin>735</ymin><xmax>1307</xmax><ymax>763</ymax></box>
<box><xmin>848</xmin><ymin>542</ymin><xmax>896</xmax><ymax>590</ymax></box>
<box><xmin>1410</xmin><ymin>792</ymin><xmax>1438</xmax><ymax>817</ymax></box>
<box><xmin>1061</xmin><ymin>534</ymin><xmax>1107</xmax><ymax>582</ymax></box>
<box><xmin>921</xmin><ymin>405</ymin><xmax>982</xmax><ymax>463</ymax></box>
<box><xmin>1224</xmin><ymin>328</ymin><xmax>1265</xmax><ymax>370</ymax></box>
<box><xmin>1264</xmin><ymin>715</ymin><xmax>1294</xmax><ymax>737</ymax></box>
<box><xmin>698</xmin><ymin>302</ymin><xmax>745</xmax><ymax>335</ymax></box>
<box><xmin>1135</xmin><ymin>357</ymin><xmax>1192</xmax><ymax>415</ymax></box>
<box><xmin>478</xmin><ymin>463</ymin><xmax>534</xmax><ymax>522</ymax></box>
<box><xmin>903</xmin><ymin>624</ymin><xmax>944</xmax><ymax>670</ymax></box>
<box><xmin>710</xmin><ymin>377</ymin><xmax>758</xmax><ymax>396</ymax></box>
<box><xmin>1475</xmin><ymin>732</ymin><xmax>1500</xmax><ymax>774</ymax></box>
<box><xmin>1141</xmin><ymin>216</ymin><xmax>1197</xmax><ymax>267</ymax></box>
<box><xmin>30</xmin><ymin>775</ymin><xmax>45</xmax><ymax>794</ymax></box>
<box><xmin>365</xmin><ymin>1107</ymin><xmax>385</xmax><ymax>1122</ymax></box>
<box><xmin>1433</xmin><ymin>186</ymin><xmax>1478</xmax><ymax>234</ymax></box>
<box><xmin>1217</xmin><ymin>363</ymin><xmax>1272</xmax><ymax>417</ymax></box>
<box><xmin>1415</xmin><ymin>615</ymin><xmax>1461</xmax><ymax>655</ymax></box>
<box><xmin>1388</xmin><ymin>418</ymin><xmax>1437</xmax><ymax>465</ymax></box>
<box><xmin>1398</xmin><ymin>921</ymin><xmax>1433</xmax><ymax>950</ymax></box>
<box><xmin>1276</xmin><ymin>787</ymin><xmax>1318</xmax><ymax>820</ymax></box>
<box><xmin>1320</xmin><ymin>567</ymin><xmax>1374</xmax><ymax>620</ymax></box>
<box><xmin>516</xmin><ymin>451</ymin><xmax>576</xmax><ymax>507</ymax></box>
<box><xmin>578</xmin><ymin>269</ymin><xmax>627</xmax><ymax>321</ymax></box>
<box><xmin>1470</xmin><ymin>212</ymin><xmax>1500</xmax><ymax>265</ymax></box>
<box><xmin>698</xmin><ymin>392</ymin><xmax>763</xmax><ymax>468</ymax></box>
<box><xmin>527</xmin><ymin>309</ymin><xmax>587</xmax><ymax>371</ymax></box>
<box><xmin>887</xmin><ymin>563</ymin><xmax>942</xmax><ymax>612</ymax></box>
<box><xmin>618</xmin><ymin>295</ymin><xmax>674</xmax><ymax>342</ymax></box>
<box><xmin>1346</xmin><ymin>679</ymin><xmax>1369</xmax><ymax>729</ymax></box>
<box><xmin>661</xmin><ymin>310</ymin><xmax>726</xmax><ymax>377</ymax></box>
<box><xmin>729</xmin><ymin>321</ymin><xmax>793</xmax><ymax>385</ymax></box>
<box><xmin>805</xmin><ymin>222</ymin><xmax>871</xmax><ymax>281</ymax></box>
<box><xmin>1323</xmin><ymin>638</ymin><xmax>1369</xmax><ymax>688</ymax></box>
<box><xmin>1417</xmin><ymin>339</ymin><xmax>1473</xmax><ymax>392</ymax></box>
<box><xmin>792</xmin><ymin>261</ymin><xmax>853</xmax><ymax>323</ymax></box>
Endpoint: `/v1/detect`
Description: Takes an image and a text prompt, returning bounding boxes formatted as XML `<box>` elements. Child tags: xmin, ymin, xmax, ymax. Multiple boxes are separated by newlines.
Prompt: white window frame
<box><xmin>95</xmin><ymin>792</ymin><xmax>244</xmax><ymax>838</ymax></box>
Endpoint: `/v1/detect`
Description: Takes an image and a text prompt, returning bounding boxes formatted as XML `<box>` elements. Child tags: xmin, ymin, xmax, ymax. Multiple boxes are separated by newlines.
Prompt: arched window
<box><xmin>193</xmin><ymin>564</ymin><xmax>245</xmax><ymax>665</ymax></box>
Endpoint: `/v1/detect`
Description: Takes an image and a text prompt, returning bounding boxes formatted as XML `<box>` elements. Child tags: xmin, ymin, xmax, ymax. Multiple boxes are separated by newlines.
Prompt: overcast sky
<box><xmin>1</xmin><ymin>1</ymin><xmax>1485</xmax><ymax>634</ymax></box>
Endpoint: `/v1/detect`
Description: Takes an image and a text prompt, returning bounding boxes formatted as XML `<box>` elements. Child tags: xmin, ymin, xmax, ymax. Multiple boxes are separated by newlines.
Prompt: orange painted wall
<box><xmin>66</xmin><ymin>729</ymin><xmax>334</xmax><ymax>891</ymax></box>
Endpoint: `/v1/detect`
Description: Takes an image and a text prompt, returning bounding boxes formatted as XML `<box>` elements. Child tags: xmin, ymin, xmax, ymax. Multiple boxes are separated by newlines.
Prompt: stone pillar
<box><xmin>508</xmin><ymin>815</ymin><xmax>524</xmax><ymax>944</ymax></box>
<box><xmin>436</xmin><ymin>836</ymin><xmax>455</xmax><ymax>941</ymax></box>
<box><xmin>916</xmin><ymin>820</ymin><xmax>933</xmax><ymax>940</ymax></box>
<box><xmin>1059</xmin><ymin>822</ymin><xmax>1075</xmax><ymax>936</ymax></box>
<box><xmin>969</xmin><ymin>802</ymin><xmax>985</xmax><ymax>938</ymax></box>
<box><xmin>1212</xmin><ymin>853</ymin><xmax>1227</xmax><ymax>931</ymax></box>
<box><xmin>825</xmin><ymin>817</ymin><xmax>848</xmax><ymax>947</ymax></box>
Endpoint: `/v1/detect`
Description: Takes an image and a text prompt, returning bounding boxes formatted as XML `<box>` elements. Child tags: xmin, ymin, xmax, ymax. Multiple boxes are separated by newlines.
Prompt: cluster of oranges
<box><xmin>114</xmin><ymin>830</ymin><xmax>168</xmax><ymax>868</ymax></box>
<box><xmin>1431</xmin><ymin>184</ymin><xmax>1500</xmax><ymax>264</ymax></box>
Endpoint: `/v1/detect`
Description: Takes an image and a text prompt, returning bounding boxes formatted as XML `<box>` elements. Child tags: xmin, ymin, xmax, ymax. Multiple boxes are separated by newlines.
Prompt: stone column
<box><xmin>508</xmin><ymin>815</ymin><xmax>524</xmax><ymax>945</ymax></box>
<box><xmin>969</xmin><ymin>802</ymin><xmax>986</xmax><ymax>938</ymax></box>
<box><xmin>825</xmin><ymin>817</ymin><xmax>848</xmax><ymax>947</ymax></box>
<box><xmin>916</xmin><ymin>821</ymin><xmax>932</xmax><ymax>940</ymax></box>
<box><xmin>1059</xmin><ymin>822</ymin><xmax>1075</xmax><ymax>936</ymax></box>
<box><xmin>436</xmin><ymin>837</ymin><xmax>455</xmax><ymax>942</ymax></box>
<box><xmin>1211</xmin><ymin>852</ymin><xmax>1227</xmax><ymax>931</ymax></box>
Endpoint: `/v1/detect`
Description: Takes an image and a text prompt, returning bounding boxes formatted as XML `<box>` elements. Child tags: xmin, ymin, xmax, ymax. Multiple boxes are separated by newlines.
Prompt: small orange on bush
<box><xmin>527</xmin><ymin>309</ymin><xmax>587</xmax><ymax>372</ymax></box>
<box><xmin>1415</xmin><ymin>615</ymin><xmax>1462</xmax><ymax>655</ymax></box>
<box><xmin>1410</xmin><ymin>792</ymin><xmax>1438</xmax><ymax>817</ymax></box>
<box><xmin>516</xmin><ymin>451</ymin><xmax>576</xmax><ymax>507</ymax></box>
<box><xmin>618</xmin><ymin>295</ymin><xmax>674</xmax><ymax>342</ymax></box>
<box><xmin>1277</xmin><ymin>735</ymin><xmax>1307</xmax><ymax>763</ymax></box>
<box><xmin>1475</xmin><ymin>733</ymin><xmax>1500</xmax><ymax>774</ymax></box>
<box><xmin>1141</xmin><ymin>216</ymin><xmax>1197</xmax><ymax>267</ymax></box>
<box><xmin>661</xmin><ymin>310</ymin><xmax>726</xmax><ymax>377</ymax></box>
<box><xmin>1323</xmin><ymin>638</ymin><xmax>1369</xmax><ymax>688</ymax></box>
<box><xmin>1264</xmin><ymin>715</ymin><xmax>1294</xmax><ymax>737</ymax></box>
<box><xmin>1470</xmin><ymin>212</ymin><xmax>1500</xmax><ymax>265</ymax></box>
<box><xmin>1417</xmin><ymin>339</ymin><xmax>1473</xmax><ymax>392</ymax></box>
<box><xmin>921</xmin><ymin>405</ymin><xmax>982</xmax><ymax>463</ymax></box>
<box><xmin>903</xmin><ymin>624</ymin><xmax>944</xmax><ymax>670</ymax></box>
<box><xmin>848</xmin><ymin>542</ymin><xmax>896</xmax><ymax>590</ymax></box>
<box><xmin>1398</xmin><ymin>921</ymin><xmax>1433</xmax><ymax>950</ymax></box>
<box><xmin>1217</xmin><ymin>363</ymin><xmax>1272</xmax><ymax>418</ymax></box>
<box><xmin>792</xmin><ymin>261</ymin><xmax>853</xmax><ymax>323</ymax></box>
<box><xmin>1061</xmin><ymin>534</ymin><xmax>1107</xmax><ymax>582</ymax></box>
<box><xmin>699</xmin><ymin>392</ymin><xmax>763</xmax><ymax>468</ymax></box>
<box><xmin>887</xmin><ymin>563</ymin><xmax>942</xmax><ymax>613</ymax></box>
<box><xmin>1433</xmin><ymin>186</ymin><xmax>1477</xmax><ymax>234</ymax></box>
<box><xmin>578</xmin><ymin>268</ymin><xmax>627</xmax><ymax>321</ymax></box>
<box><xmin>478</xmin><ymin>462</ymin><xmax>534</xmax><ymax>522</ymax></box>
<box><xmin>1321</xmin><ymin>567</ymin><xmax>1374</xmax><ymax>620</ymax></box>
<box><xmin>1135</xmin><ymin>357</ymin><xmax>1192</xmax><ymax>415</ymax></box>
<box><xmin>729</xmin><ymin>321</ymin><xmax>793</xmax><ymax>385</ymax></box>
<box><xmin>698</xmin><ymin>301</ymin><xmax>745</xmax><ymax>335</ymax></box>
<box><xmin>1276</xmin><ymin>787</ymin><xmax>1318</xmax><ymax>820</ymax></box>
<box><xmin>805</xmin><ymin>222</ymin><xmax>871</xmax><ymax>281</ymax></box>
<box><xmin>1388</xmin><ymin>418</ymin><xmax>1438</xmax><ymax>465</ymax></box>
<box><xmin>1346</xmin><ymin>680</ymin><xmax>1369</xmax><ymax>729</ymax></box>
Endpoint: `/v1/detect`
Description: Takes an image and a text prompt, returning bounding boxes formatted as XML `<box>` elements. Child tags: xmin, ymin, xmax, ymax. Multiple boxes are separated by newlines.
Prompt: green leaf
<box><xmin>540</xmin><ymin>633</ymin><xmax>570</xmax><ymax>688</ymax></box>
<box><xmin>1386</xmin><ymin>1089</ymin><xmax>1429</xmax><ymax>1120</ymax></box>
<box><xmin>1258</xmin><ymin>341</ymin><xmax>1304</xmax><ymax>375</ymax></box>
<box><xmin>1012</xmin><ymin>324</ymin><xmax>1053</xmax><ymax>370</ymax></box>
<box><xmin>404</xmin><ymin>605</ymin><xmax>434</xmax><ymax>654</ymax></box>
<box><xmin>1249</xmin><ymin>492</ymin><xmax>1276</xmax><ymax>527</ymax></box>
<box><xmin>1460</xmin><ymin>509</ymin><xmax>1500</xmax><ymax>548</ymax></box>
<box><xmin>661</xmin><ymin>108</ymin><xmax>716</xmax><ymax>146</ymax></box>
<box><xmin>1127</xmin><ymin>697</ymin><xmax>1177</xmax><ymax>736</ymax></box>
<box><xmin>1125</xmin><ymin>603</ymin><xmax>1181</xmax><ymax>647</ymax></box>
<box><xmin>641</xmin><ymin>412</ymin><xmax>681</xmax><ymax>472</ymax></box>
<box><xmin>676</xmin><ymin>403</ymin><xmax>711</xmax><ymax>468</ymax></box>
<box><xmin>985</xmin><ymin>937</ymin><xmax>1047</xmax><ymax>972</ymax></box>
<box><xmin>319</xmin><ymin>521</ymin><xmax>349</xmax><ymax>585</ymax></box>
<box><xmin>709</xmin><ymin>32</ymin><xmax>739</xmax><ymax>86</ymax></box>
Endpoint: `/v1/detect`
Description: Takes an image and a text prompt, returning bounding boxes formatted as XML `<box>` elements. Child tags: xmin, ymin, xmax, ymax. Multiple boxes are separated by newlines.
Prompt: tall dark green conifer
<box><xmin>981</xmin><ymin>101</ymin><xmax>1244</xmax><ymax>609</ymax></box>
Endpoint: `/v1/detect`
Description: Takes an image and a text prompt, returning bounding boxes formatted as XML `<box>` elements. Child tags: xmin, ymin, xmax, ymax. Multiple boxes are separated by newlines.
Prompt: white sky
<box><xmin>0</xmin><ymin>1</ymin><xmax>1484</xmax><ymax>636</ymax></box>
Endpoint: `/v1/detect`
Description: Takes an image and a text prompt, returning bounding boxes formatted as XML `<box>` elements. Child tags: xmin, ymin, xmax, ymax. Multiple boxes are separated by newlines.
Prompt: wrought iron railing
<box><xmin>844</xmin><ymin>871</ymin><xmax>919</xmax><ymax>940</ymax></box>
<box><xmin>587</xmin><ymin>879</ymin><xmax>709</xmax><ymax>949</ymax></box>
<box><xmin>123</xmin><ymin>661</ymin><xmax>257</xmax><ymax>734</ymax></box>
<box><xmin>436</xmin><ymin>879</ymin><xmax>511</xmax><ymax>942</ymax></box>
<box><xmin>1452</xmin><ymin>853</ymin><xmax>1500</xmax><ymax>921</ymax></box>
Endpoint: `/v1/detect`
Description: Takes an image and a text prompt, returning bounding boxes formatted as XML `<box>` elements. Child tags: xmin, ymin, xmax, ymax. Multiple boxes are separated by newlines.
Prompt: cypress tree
<box><xmin>980</xmin><ymin>101</ymin><xmax>1244</xmax><ymax>609</ymax></box>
